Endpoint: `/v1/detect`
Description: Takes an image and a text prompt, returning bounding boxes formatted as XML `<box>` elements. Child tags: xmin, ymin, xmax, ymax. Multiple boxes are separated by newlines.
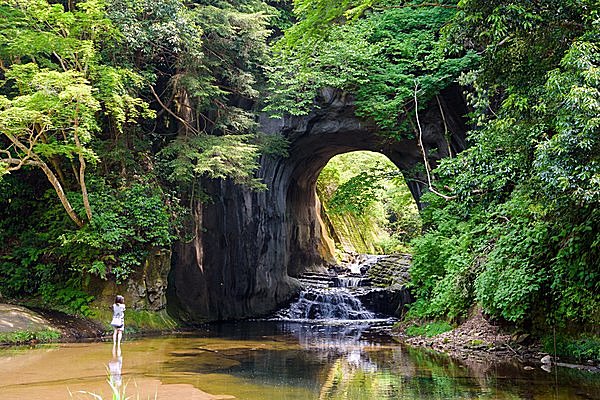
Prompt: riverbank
<box><xmin>0</xmin><ymin>303</ymin><xmax>179</xmax><ymax>345</ymax></box>
<box><xmin>396</xmin><ymin>308</ymin><xmax>600</xmax><ymax>373</ymax></box>
<box><xmin>3</xmin><ymin>301</ymin><xmax>599</xmax><ymax>376</ymax></box>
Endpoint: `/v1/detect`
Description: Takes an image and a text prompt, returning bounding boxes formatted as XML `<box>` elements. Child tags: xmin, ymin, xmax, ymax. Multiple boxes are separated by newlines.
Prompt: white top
<box><xmin>112</xmin><ymin>303</ymin><xmax>125</xmax><ymax>320</ymax></box>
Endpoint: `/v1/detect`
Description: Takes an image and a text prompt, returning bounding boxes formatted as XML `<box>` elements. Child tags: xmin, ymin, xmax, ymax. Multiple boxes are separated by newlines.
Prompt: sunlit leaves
<box><xmin>409</xmin><ymin>0</ymin><xmax>600</xmax><ymax>327</ymax></box>
<box><xmin>158</xmin><ymin>134</ymin><xmax>265</xmax><ymax>190</ymax></box>
<box><xmin>266</xmin><ymin>1</ymin><xmax>477</xmax><ymax>131</ymax></box>
<box><xmin>317</xmin><ymin>151</ymin><xmax>421</xmax><ymax>253</ymax></box>
<box><xmin>535</xmin><ymin>40</ymin><xmax>600</xmax><ymax>203</ymax></box>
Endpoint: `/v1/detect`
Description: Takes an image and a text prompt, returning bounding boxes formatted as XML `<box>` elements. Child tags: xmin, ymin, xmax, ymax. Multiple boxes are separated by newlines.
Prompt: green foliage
<box><xmin>266</xmin><ymin>0</ymin><xmax>477</xmax><ymax>135</ymax></box>
<box><xmin>407</xmin><ymin>0</ymin><xmax>600</xmax><ymax>331</ymax></box>
<box><xmin>38</xmin><ymin>282</ymin><xmax>95</xmax><ymax>316</ymax></box>
<box><xmin>56</xmin><ymin>182</ymin><xmax>175</xmax><ymax>281</ymax></box>
<box><xmin>328</xmin><ymin>171</ymin><xmax>385</xmax><ymax>215</ymax></box>
<box><xmin>404</xmin><ymin>321</ymin><xmax>453</xmax><ymax>337</ymax></box>
<box><xmin>158</xmin><ymin>134</ymin><xmax>265</xmax><ymax>191</ymax></box>
<box><xmin>0</xmin><ymin>0</ymin><xmax>279</xmax><ymax>313</ymax></box>
<box><xmin>0</xmin><ymin>176</ymin><xmax>177</xmax><ymax>313</ymax></box>
<box><xmin>0</xmin><ymin>329</ymin><xmax>61</xmax><ymax>345</ymax></box>
<box><xmin>317</xmin><ymin>151</ymin><xmax>420</xmax><ymax>254</ymax></box>
<box><xmin>542</xmin><ymin>334</ymin><xmax>600</xmax><ymax>362</ymax></box>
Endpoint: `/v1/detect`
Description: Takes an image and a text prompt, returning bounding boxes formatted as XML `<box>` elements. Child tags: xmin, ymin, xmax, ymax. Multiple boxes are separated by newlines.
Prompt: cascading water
<box><xmin>336</xmin><ymin>276</ymin><xmax>364</xmax><ymax>288</ymax></box>
<box><xmin>285</xmin><ymin>288</ymin><xmax>374</xmax><ymax>320</ymax></box>
<box><xmin>276</xmin><ymin>255</ymin><xmax>384</xmax><ymax>321</ymax></box>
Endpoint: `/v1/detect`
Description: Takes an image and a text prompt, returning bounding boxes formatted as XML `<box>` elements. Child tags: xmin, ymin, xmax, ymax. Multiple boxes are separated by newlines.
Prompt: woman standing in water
<box><xmin>111</xmin><ymin>295</ymin><xmax>125</xmax><ymax>355</ymax></box>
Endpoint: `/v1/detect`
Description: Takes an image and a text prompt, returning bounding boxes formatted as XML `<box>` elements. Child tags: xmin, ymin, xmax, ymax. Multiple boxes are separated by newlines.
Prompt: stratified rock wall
<box><xmin>169</xmin><ymin>86</ymin><xmax>468</xmax><ymax>322</ymax></box>
<box><xmin>89</xmin><ymin>247</ymin><xmax>171</xmax><ymax>312</ymax></box>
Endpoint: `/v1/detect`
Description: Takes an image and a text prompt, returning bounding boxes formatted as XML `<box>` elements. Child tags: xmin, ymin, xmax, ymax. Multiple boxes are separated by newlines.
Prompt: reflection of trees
<box><xmin>319</xmin><ymin>357</ymin><xmax>393</xmax><ymax>400</ymax></box>
<box><xmin>159</xmin><ymin>324</ymin><xmax>600</xmax><ymax>400</ymax></box>
<box><xmin>315</xmin><ymin>343</ymin><xmax>531</xmax><ymax>400</ymax></box>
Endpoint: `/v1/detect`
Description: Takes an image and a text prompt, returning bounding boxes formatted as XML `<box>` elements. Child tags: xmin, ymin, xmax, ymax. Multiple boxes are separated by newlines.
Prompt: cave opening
<box><xmin>316</xmin><ymin>150</ymin><xmax>421</xmax><ymax>259</ymax></box>
<box><xmin>169</xmin><ymin>88</ymin><xmax>468</xmax><ymax>320</ymax></box>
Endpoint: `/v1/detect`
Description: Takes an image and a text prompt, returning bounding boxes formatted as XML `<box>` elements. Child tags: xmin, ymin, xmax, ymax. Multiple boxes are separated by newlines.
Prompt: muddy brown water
<box><xmin>1</xmin><ymin>321</ymin><xmax>599</xmax><ymax>399</ymax></box>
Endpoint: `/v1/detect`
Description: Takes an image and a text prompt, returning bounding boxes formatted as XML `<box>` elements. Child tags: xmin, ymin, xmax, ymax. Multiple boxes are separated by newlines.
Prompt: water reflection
<box><xmin>193</xmin><ymin>321</ymin><xmax>600</xmax><ymax>400</ymax></box>
<box><xmin>108</xmin><ymin>353</ymin><xmax>123</xmax><ymax>391</ymax></box>
<box><xmin>1</xmin><ymin>322</ymin><xmax>599</xmax><ymax>400</ymax></box>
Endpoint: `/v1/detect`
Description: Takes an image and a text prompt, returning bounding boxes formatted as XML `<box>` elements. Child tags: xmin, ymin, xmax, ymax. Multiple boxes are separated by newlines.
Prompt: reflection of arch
<box><xmin>169</xmin><ymin>86</ymin><xmax>468</xmax><ymax>321</ymax></box>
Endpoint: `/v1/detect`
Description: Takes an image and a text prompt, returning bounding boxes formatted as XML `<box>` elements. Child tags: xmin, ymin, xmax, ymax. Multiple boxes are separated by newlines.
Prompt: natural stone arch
<box><xmin>168</xmin><ymin>86</ymin><xmax>468</xmax><ymax>322</ymax></box>
<box><xmin>281</xmin><ymin>87</ymin><xmax>467</xmax><ymax>276</ymax></box>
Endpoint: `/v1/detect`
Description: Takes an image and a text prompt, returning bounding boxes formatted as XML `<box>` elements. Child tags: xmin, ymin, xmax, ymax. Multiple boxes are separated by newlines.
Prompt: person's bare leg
<box><xmin>112</xmin><ymin>329</ymin><xmax>117</xmax><ymax>353</ymax></box>
<box><xmin>116</xmin><ymin>329</ymin><xmax>122</xmax><ymax>355</ymax></box>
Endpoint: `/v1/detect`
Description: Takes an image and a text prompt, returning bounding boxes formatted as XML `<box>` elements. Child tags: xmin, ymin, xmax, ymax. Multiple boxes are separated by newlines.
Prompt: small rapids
<box><xmin>274</xmin><ymin>254</ymin><xmax>388</xmax><ymax>322</ymax></box>
<box><xmin>276</xmin><ymin>288</ymin><xmax>374</xmax><ymax>321</ymax></box>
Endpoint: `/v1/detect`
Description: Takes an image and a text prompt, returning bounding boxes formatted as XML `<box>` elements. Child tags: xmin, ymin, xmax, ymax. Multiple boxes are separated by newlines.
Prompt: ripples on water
<box><xmin>200</xmin><ymin>320</ymin><xmax>600</xmax><ymax>400</ymax></box>
<box><xmin>1</xmin><ymin>320</ymin><xmax>599</xmax><ymax>399</ymax></box>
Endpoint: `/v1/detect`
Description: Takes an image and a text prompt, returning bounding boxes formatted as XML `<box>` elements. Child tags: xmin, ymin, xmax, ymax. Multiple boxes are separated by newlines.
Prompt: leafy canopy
<box><xmin>265</xmin><ymin>0</ymin><xmax>477</xmax><ymax>137</ymax></box>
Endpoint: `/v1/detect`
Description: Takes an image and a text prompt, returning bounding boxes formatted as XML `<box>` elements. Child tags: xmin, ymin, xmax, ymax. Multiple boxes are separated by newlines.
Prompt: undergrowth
<box><xmin>91</xmin><ymin>307</ymin><xmax>179</xmax><ymax>334</ymax></box>
<box><xmin>542</xmin><ymin>334</ymin><xmax>600</xmax><ymax>362</ymax></box>
<box><xmin>0</xmin><ymin>329</ymin><xmax>61</xmax><ymax>345</ymax></box>
<box><xmin>404</xmin><ymin>321</ymin><xmax>454</xmax><ymax>338</ymax></box>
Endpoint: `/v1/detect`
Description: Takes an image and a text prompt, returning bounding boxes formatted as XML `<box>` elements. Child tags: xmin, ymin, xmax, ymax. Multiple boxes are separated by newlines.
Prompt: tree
<box><xmin>0</xmin><ymin>0</ymin><xmax>152</xmax><ymax>227</ymax></box>
<box><xmin>265</xmin><ymin>0</ymin><xmax>476</xmax><ymax>136</ymax></box>
<box><xmin>410</xmin><ymin>0</ymin><xmax>600</xmax><ymax>326</ymax></box>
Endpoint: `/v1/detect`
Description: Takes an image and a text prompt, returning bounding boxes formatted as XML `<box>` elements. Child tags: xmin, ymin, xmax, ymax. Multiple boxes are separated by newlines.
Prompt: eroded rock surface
<box><xmin>169</xmin><ymin>87</ymin><xmax>468</xmax><ymax>322</ymax></box>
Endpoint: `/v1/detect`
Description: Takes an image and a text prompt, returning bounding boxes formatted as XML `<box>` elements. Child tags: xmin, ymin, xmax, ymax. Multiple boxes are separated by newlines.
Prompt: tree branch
<box><xmin>73</xmin><ymin>101</ymin><xmax>92</xmax><ymax>222</ymax></box>
<box><xmin>413</xmin><ymin>82</ymin><xmax>455</xmax><ymax>201</ymax></box>
<box><xmin>436</xmin><ymin>95</ymin><xmax>453</xmax><ymax>158</ymax></box>
<box><xmin>3</xmin><ymin>131</ymin><xmax>85</xmax><ymax>227</ymax></box>
<box><xmin>149</xmin><ymin>85</ymin><xmax>202</xmax><ymax>136</ymax></box>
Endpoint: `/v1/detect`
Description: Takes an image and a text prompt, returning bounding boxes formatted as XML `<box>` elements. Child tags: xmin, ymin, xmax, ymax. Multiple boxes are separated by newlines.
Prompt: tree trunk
<box><xmin>39</xmin><ymin>160</ymin><xmax>85</xmax><ymax>227</ymax></box>
<box><xmin>73</xmin><ymin>109</ymin><xmax>92</xmax><ymax>222</ymax></box>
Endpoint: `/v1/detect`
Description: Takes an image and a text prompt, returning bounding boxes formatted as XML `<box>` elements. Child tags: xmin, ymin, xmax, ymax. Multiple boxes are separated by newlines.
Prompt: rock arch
<box><xmin>168</xmin><ymin>86</ymin><xmax>468</xmax><ymax>322</ymax></box>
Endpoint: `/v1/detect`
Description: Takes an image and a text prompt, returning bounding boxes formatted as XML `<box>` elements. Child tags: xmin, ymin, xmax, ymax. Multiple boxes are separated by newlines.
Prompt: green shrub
<box><xmin>542</xmin><ymin>334</ymin><xmax>600</xmax><ymax>362</ymax></box>
<box><xmin>0</xmin><ymin>329</ymin><xmax>61</xmax><ymax>345</ymax></box>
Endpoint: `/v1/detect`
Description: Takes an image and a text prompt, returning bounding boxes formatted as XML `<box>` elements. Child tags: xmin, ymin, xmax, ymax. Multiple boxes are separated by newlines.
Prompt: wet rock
<box><xmin>512</xmin><ymin>333</ymin><xmax>530</xmax><ymax>344</ymax></box>
<box><xmin>0</xmin><ymin>304</ymin><xmax>56</xmax><ymax>333</ymax></box>
<box><xmin>357</xmin><ymin>284</ymin><xmax>413</xmax><ymax>316</ymax></box>
<box><xmin>541</xmin><ymin>364</ymin><xmax>552</xmax><ymax>373</ymax></box>
<box><xmin>541</xmin><ymin>355</ymin><xmax>553</xmax><ymax>364</ymax></box>
<box><xmin>88</xmin><ymin>248</ymin><xmax>172</xmax><ymax>311</ymax></box>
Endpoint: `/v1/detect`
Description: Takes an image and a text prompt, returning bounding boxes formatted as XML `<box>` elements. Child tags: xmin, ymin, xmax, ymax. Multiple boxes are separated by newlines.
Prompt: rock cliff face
<box><xmin>168</xmin><ymin>86</ymin><xmax>468</xmax><ymax>322</ymax></box>
<box><xmin>89</xmin><ymin>248</ymin><xmax>171</xmax><ymax>312</ymax></box>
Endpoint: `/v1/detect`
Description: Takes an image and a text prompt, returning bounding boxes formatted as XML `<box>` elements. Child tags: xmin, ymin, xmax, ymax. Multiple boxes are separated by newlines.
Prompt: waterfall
<box><xmin>336</xmin><ymin>276</ymin><xmax>365</xmax><ymax>288</ymax></box>
<box><xmin>275</xmin><ymin>254</ymin><xmax>398</xmax><ymax>321</ymax></box>
<box><xmin>279</xmin><ymin>288</ymin><xmax>374</xmax><ymax>321</ymax></box>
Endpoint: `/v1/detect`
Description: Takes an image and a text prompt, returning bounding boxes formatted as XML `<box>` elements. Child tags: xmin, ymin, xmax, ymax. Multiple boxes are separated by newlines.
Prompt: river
<box><xmin>1</xmin><ymin>320</ymin><xmax>599</xmax><ymax>399</ymax></box>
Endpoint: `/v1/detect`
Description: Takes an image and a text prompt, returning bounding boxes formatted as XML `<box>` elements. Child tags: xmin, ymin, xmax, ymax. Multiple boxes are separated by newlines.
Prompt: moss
<box><xmin>0</xmin><ymin>329</ymin><xmax>61</xmax><ymax>345</ymax></box>
<box><xmin>327</xmin><ymin>211</ymin><xmax>384</xmax><ymax>254</ymax></box>
<box><xmin>90</xmin><ymin>307</ymin><xmax>179</xmax><ymax>334</ymax></box>
<box><xmin>469</xmin><ymin>339</ymin><xmax>484</xmax><ymax>346</ymax></box>
<box><xmin>405</xmin><ymin>321</ymin><xmax>453</xmax><ymax>338</ymax></box>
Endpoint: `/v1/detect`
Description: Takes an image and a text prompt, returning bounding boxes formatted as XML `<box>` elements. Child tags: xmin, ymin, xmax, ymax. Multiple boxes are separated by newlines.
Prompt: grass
<box><xmin>0</xmin><ymin>329</ymin><xmax>61</xmax><ymax>345</ymax></box>
<box><xmin>69</xmin><ymin>379</ymin><xmax>158</xmax><ymax>400</ymax></box>
<box><xmin>404</xmin><ymin>321</ymin><xmax>453</xmax><ymax>338</ymax></box>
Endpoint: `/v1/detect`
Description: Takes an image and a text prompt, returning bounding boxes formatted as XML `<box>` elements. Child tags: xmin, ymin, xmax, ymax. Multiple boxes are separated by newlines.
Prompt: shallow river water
<box><xmin>1</xmin><ymin>321</ymin><xmax>599</xmax><ymax>400</ymax></box>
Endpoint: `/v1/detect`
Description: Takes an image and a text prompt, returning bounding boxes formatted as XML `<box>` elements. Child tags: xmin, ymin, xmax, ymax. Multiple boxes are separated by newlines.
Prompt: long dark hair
<box><xmin>114</xmin><ymin>295</ymin><xmax>125</xmax><ymax>305</ymax></box>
